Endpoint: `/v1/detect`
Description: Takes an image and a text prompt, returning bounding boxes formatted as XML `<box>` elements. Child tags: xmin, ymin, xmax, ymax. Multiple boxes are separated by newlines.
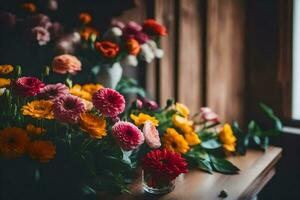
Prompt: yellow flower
<box><xmin>28</xmin><ymin>140</ymin><xmax>56</xmax><ymax>163</ymax></box>
<box><xmin>21</xmin><ymin>100</ymin><xmax>54</xmax><ymax>120</ymax></box>
<box><xmin>0</xmin><ymin>127</ymin><xmax>29</xmax><ymax>159</ymax></box>
<box><xmin>82</xmin><ymin>83</ymin><xmax>103</xmax><ymax>94</ymax></box>
<box><xmin>219</xmin><ymin>123</ymin><xmax>237</xmax><ymax>152</ymax></box>
<box><xmin>70</xmin><ymin>84</ymin><xmax>92</xmax><ymax>101</ymax></box>
<box><xmin>184</xmin><ymin>131</ymin><xmax>201</xmax><ymax>146</ymax></box>
<box><xmin>80</xmin><ymin>113</ymin><xmax>107</xmax><ymax>139</ymax></box>
<box><xmin>175</xmin><ymin>103</ymin><xmax>190</xmax><ymax>118</ymax></box>
<box><xmin>0</xmin><ymin>65</ymin><xmax>14</xmax><ymax>74</ymax></box>
<box><xmin>172</xmin><ymin>115</ymin><xmax>193</xmax><ymax>133</ymax></box>
<box><xmin>26</xmin><ymin>124</ymin><xmax>45</xmax><ymax>135</ymax></box>
<box><xmin>162</xmin><ymin>128</ymin><xmax>189</xmax><ymax>154</ymax></box>
<box><xmin>0</xmin><ymin>78</ymin><xmax>11</xmax><ymax>88</ymax></box>
<box><xmin>130</xmin><ymin>113</ymin><xmax>159</xmax><ymax>127</ymax></box>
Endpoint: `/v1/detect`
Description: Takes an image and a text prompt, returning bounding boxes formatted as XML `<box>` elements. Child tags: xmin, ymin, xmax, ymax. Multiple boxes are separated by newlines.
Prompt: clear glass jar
<box><xmin>142</xmin><ymin>170</ymin><xmax>175</xmax><ymax>195</ymax></box>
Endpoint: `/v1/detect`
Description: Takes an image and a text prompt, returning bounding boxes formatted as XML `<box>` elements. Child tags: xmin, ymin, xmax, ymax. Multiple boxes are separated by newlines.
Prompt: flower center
<box><xmin>7</xmin><ymin>137</ymin><xmax>16</xmax><ymax>144</ymax></box>
<box><xmin>64</xmin><ymin>101</ymin><xmax>76</xmax><ymax>110</ymax></box>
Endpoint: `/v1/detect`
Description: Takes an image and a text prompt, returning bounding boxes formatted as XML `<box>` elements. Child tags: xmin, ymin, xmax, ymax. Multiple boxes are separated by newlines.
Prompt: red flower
<box><xmin>13</xmin><ymin>77</ymin><xmax>45</xmax><ymax>97</ymax></box>
<box><xmin>142</xmin><ymin>19</ymin><xmax>167</xmax><ymax>36</ymax></box>
<box><xmin>94</xmin><ymin>41</ymin><xmax>120</xmax><ymax>58</ymax></box>
<box><xmin>92</xmin><ymin>88</ymin><xmax>125</xmax><ymax>117</ymax></box>
<box><xmin>142</xmin><ymin>149</ymin><xmax>188</xmax><ymax>182</ymax></box>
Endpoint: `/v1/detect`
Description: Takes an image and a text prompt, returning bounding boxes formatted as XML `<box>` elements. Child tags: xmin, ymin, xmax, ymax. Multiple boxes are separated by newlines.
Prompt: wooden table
<box><xmin>115</xmin><ymin>146</ymin><xmax>282</xmax><ymax>200</ymax></box>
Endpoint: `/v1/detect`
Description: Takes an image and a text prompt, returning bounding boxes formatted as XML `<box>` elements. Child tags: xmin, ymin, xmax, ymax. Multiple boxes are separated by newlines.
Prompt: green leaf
<box><xmin>210</xmin><ymin>156</ymin><xmax>240</xmax><ymax>174</ymax></box>
<box><xmin>259</xmin><ymin>103</ymin><xmax>283</xmax><ymax>131</ymax></box>
<box><xmin>201</xmin><ymin>139</ymin><xmax>222</xmax><ymax>149</ymax></box>
<box><xmin>197</xmin><ymin>159</ymin><xmax>213</xmax><ymax>174</ymax></box>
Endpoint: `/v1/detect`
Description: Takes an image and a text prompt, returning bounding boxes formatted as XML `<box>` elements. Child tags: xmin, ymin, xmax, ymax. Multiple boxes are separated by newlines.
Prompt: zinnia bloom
<box><xmin>92</xmin><ymin>88</ymin><xmax>125</xmax><ymax>117</ymax></box>
<box><xmin>172</xmin><ymin>115</ymin><xmax>194</xmax><ymax>133</ymax></box>
<box><xmin>82</xmin><ymin>83</ymin><xmax>103</xmax><ymax>94</ymax></box>
<box><xmin>141</xmin><ymin>97</ymin><xmax>159</xmax><ymax>110</ymax></box>
<box><xmin>112</xmin><ymin>121</ymin><xmax>144</xmax><ymax>151</ymax></box>
<box><xmin>175</xmin><ymin>103</ymin><xmax>190</xmax><ymax>118</ymax></box>
<box><xmin>22</xmin><ymin>100</ymin><xmax>54</xmax><ymax>119</ymax></box>
<box><xmin>22</xmin><ymin>3</ymin><xmax>37</xmax><ymax>13</ymax></box>
<box><xmin>162</xmin><ymin>128</ymin><xmax>189</xmax><ymax>154</ymax></box>
<box><xmin>0</xmin><ymin>65</ymin><xmax>13</xmax><ymax>74</ymax></box>
<box><xmin>0</xmin><ymin>127</ymin><xmax>29</xmax><ymax>159</ymax></box>
<box><xmin>142</xmin><ymin>149</ymin><xmax>188</xmax><ymax>183</ymax></box>
<box><xmin>184</xmin><ymin>132</ymin><xmax>201</xmax><ymax>146</ymax></box>
<box><xmin>219</xmin><ymin>123</ymin><xmax>237</xmax><ymax>152</ymax></box>
<box><xmin>40</xmin><ymin>83</ymin><xmax>69</xmax><ymax>100</ymax></box>
<box><xmin>0</xmin><ymin>78</ymin><xmax>11</xmax><ymax>88</ymax></box>
<box><xmin>79</xmin><ymin>12</ymin><xmax>92</xmax><ymax>24</ymax></box>
<box><xmin>143</xmin><ymin>19</ymin><xmax>167</xmax><ymax>36</ymax></box>
<box><xmin>29</xmin><ymin>26</ymin><xmax>51</xmax><ymax>46</ymax></box>
<box><xmin>52</xmin><ymin>54</ymin><xmax>82</xmax><ymax>75</ymax></box>
<box><xmin>130</xmin><ymin>113</ymin><xmax>159</xmax><ymax>127</ymax></box>
<box><xmin>94</xmin><ymin>41</ymin><xmax>120</xmax><ymax>58</ymax></box>
<box><xmin>26</xmin><ymin>124</ymin><xmax>45</xmax><ymax>135</ymax></box>
<box><xmin>53</xmin><ymin>95</ymin><xmax>86</xmax><ymax>123</ymax></box>
<box><xmin>126</xmin><ymin>38</ymin><xmax>140</xmax><ymax>55</ymax></box>
<box><xmin>70</xmin><ymin>84</ymin><xmax>92</xmax><ymax>101</ymax></box>
<box><xmin>13</xmin><ymin>77</ymin><xmax>45</xmax><ymax>97</ymax></box>
<box><xmin>80</xmin><ymin>113</ymin><xmax>107</xmax><ymax>139</ymax></box>
<box><xmin>80</xmin><ymin>26</ymin><xmax>99</xmax><ymax>41</ymax></box>
<box><xmin>143</xmin><ymin>121</ymin><xmax>161</xmax><ymax>149</ymax></box>
<box><xmin>28</xmin><ymin>140</ymin><xmax>56</xmax><ymax>163</ymax></box>
<box><xmin>198</xmin><ymin>107</ymin><xmax>220</xmax><ymax>123</ymax></box>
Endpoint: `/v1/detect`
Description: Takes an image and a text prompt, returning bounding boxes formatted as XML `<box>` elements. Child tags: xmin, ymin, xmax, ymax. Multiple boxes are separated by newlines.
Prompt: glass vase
<box><xmin>142</xmin><ymin>170</ymin><xmax>175</xmax><ymax>195</ymax></box>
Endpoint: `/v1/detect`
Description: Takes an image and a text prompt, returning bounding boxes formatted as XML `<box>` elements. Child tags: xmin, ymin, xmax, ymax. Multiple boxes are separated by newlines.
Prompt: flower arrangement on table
<box><xmin>0</xmin><ymin>62</ymin><xmax>282</xmax><ymax>198</ymax></box>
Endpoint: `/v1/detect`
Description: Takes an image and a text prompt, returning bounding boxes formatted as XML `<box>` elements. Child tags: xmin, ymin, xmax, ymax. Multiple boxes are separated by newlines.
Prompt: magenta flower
<box><xmin>112</xmin><ymin>121</ymin><xmax>144</xmax><ymax>151</ymax></box>
<box><xmin>40</xmin><ymin>83</ymin><xmax>69</xmax><ymax>100</ymax></box>
<box><xmin>122</xmin><ymin>21</ymin><xmax>149</xmax><ymax>44</ymax></box>
<box><xmin>13</xmin><ymin>77</ymin><xmax>45</xmax><ymax>97</ymax></box>
<box><xmin>143</xmin><ymin>121</ymin><xmax>161</xmax><ymax>149</ymax></box>
<box><xmin>92</xmin><ymin>88</ymin><xmax>125</xmax><ymax>117</ymax></box>
<box><xmin>135</xmin><ymin>32</ymin><xmax>150</xmax><ymax>44</ymax></box>
<box><xmin>53</xmin><ymin>95</ymin><xmax>85</xmax><ymax>123</ymax></box>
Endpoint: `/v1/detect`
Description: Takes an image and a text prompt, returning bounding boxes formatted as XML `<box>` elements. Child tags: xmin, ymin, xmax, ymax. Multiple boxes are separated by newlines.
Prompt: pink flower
<box><xmin>112</xmin><ymin>121</ymin><xmax>144</xmax><ymax>151</ymax></box>
<box><xmin>122</xmin><ymin>21</ymin><xmax>149</xmax><ymax>44</ymax></box>
<box><xmin>92</xmin><ymin>88</ymin><xmax>125</xmax><ymax>117</ymax></box>
<box><xmin>52</xmin><ymin>54</ymin><xmax>82</xmax><ymax>75</ymax></box>
<box><xmin>53</xmin><ymin>95</ymin><xmax>85</xmax><ymax>123</ymax></box>
<box><xmin>143</xmin><ymin>121</ymin><xmax>161</xmax><ymax>149</ymax></box>
<box><xmin>30</xmin><ymin>26</ymin><xmax>51</xmax><ymax>46</ymax></box>
<box><xmin>39</xmin><ymin>83</ymin><xmax>69</xmax><ymax>100</ymax></box>
<box><xmin>13</xmin><ymin>77</ymin><xmax>45</xmax><ymax>97</ymax></box>
<box><xmin>199</xmin><ymin>107</ymin><xmax>220</xmax><ymax>123</ymax></box>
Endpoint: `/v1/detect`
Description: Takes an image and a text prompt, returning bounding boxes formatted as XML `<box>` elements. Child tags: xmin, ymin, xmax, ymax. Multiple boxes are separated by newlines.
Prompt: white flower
<box><xmin>155</xmin><ymin>49</ymin><xmax>164</xmax><ymax>58</ymax></box>
<box><xmin>121</xmin><ymin>55</ymin><xmax>138</xmax><ymax>67</ymax></box>
<box><xmin>146</xmin><ymin>40</ymin><xmax>164</xmax><ymax>59</ymax></box>
<box><xmin>0</xmin><ymin>88</ymin><xmax>6</xmax><ymax>96</ymax></box>
<box><xmin>140</xmin><ymin>43</ymin><xmax>155</xmax><ymax>63</ymax></box>
<box><xmin>111</xmin><ymin>27</ymin><xmax>123</xmax><ymax>37</ymax></box>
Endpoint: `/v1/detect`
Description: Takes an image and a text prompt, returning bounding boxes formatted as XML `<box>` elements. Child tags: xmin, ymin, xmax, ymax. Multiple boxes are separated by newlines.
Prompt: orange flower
<box><xmin>80</xmin><ymin>113</ymin><xmax>107</xmax><ymax>139</ymax></box>
<box><xmin>143</xmin><ymin>19</ymin><xmax>167</xmax><ymax>36</ymax></box>
<box><xmin>80</xmin><ymin>27</ymin><xmax>99</xmax><ymax>40</ymax></box>
<box><xmin>28</xmin><ymin>140</ymin><xmax>56</xmax><ymax>163</ymax></box>
<box><xmin>0</xmin><ymin>65</ymin><xmax>14</xmax><ymax>74</ymax></box>
<box><xmin>21</xmin><ymin>100</ymin><xmax>54</xmax><ymax>120</ymax></box>
<box><xmin>79</xmin><ymin>12</ymin><xmax>92</xmax><ymax>24</ymax></box>
<box><xmin>0</xmin><ymin>127</ymin><xmax>30</xmax><ymax>159</ymax></box>
<box><xmin>22</xmin><ymin>2</ymin><xmax>37</xmax><ymax>13</ymax></box>
<box><xmin>0</xmin><ymin>78</ymin><xmax>11</xmax><ymax>88</ymax></box>
<box><xmin>125</xmin><ymin>38</ymin><xmax>140</xmax><ymax>55</ymax></box>
<box><xmin>94</xmin><ymin>41</ymin><xmax>119</xmax><ymax>58</ymax></box>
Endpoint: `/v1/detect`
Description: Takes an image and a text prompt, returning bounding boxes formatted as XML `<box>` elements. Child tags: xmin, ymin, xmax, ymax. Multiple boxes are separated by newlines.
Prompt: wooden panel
<box><xmin>206</xmin><ymin>0</ymin><xmax>246</xmax><ymax>124</ymax></box>
<box><xmin>177</xmin><ymin>0</ymin><xmax>203</xmax><ymax>113</ymax></box>
<box><xmin>155</xmin><ymin>0</ymin><xmax>176</xmax><ymax>106</ymax></box>
<box><xmin>114</xmin><ymin>146</ymin><xmax>282</xmax><ymax>200</ymax></box>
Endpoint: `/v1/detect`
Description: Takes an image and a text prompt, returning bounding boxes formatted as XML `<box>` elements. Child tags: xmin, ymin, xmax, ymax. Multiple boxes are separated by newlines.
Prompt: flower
<box><xmin>26</xmin><ymin>14</ymin><xmax>52</xmax><ymax>29</ymax></box>
<box><xmin>184</xmin><ymin>132</ymin><xmax>201</xmax><ymax>146</ymax></box>
<box><xmin>26</xmin><ymin>124</ymin><xmax>45</xmax><ymax>135</ymax></box>
<box><xmin>22</xmin><ymin>3</ymin><xmax>37</xmax><ymax>13</ymax></box>
<box><xmin>0</xmin><ymin>127</ymin><xmax>29</xmax><ymax>159</ymax></box>
<box><xmin>80</xmin><ymin>26</ymin><xmax>99</xmax><ymax>40</ymax></box>
<box><xmin>52</xmin><ymin>54</ymin><xmax>82</xmax><ymax>75</ymax></box>
<box><xmin>92</xmin><ymin>88</ymin><xmax>125</xmax><ymax>117</ymax></box>
<box><xmin>219</xmin><ymin>123</ymin><xmax>237</xmax><ymax>152</ymax></box>
<box><xmin>198</xmin><ymin>107</ymin><xmax>220</xmax><ymax>123</ymax></box>
<box><xmin>162</xmin><ymin>128</ymin><xmax>189</xmax><ymax>154</ymax></box>
<box><xmin>172</xmin><ymin>115</ymin><xmax>193</xmax><ymax>133</ymax></box>
<box><xmin>110</xmin><ymin>27</ymin><xmax>122</xmax><ymax>37</ymax></box>
<box><xmin>79</xmin><ymin>12</ymin><xmax>92</xmax><ymax>24</ymax></box>
<box><xmin>28</xmin><ymin>140</ymin><xmax>56</xmax><ymax>163</ymax></box>
<box><xmin>143</xmin><ymin>19</ymin><xmax>167</xmax><ymax>36</ymax></box>
<box><xmin>141</xmin><ymin>97</ymin><xmax>159</xmax><ymax>110</ymax></box>
<box><xmin>142</xmin><ymin>149</ymin><xmax>188</xmax><ymax>183</ymax></box>
<box><xmin>48</xmin><ymin>0</ymin><xmax>58</xmax><ymax>11</ymax></box>
<box><xmin>81</xmin><ymin>98</ymin><xmax>94</xmax><ymax>111</ymax></box>
<box><xmin>130</xmin><ymin>113</ymin><xmax>159</xmax><ymax>127</ymax></box>
<box><xmin>121</xmin><ymin>55</ymin><xmax>138</xmax><ymax>67</ymax></box>
<box><xmin>22</xmin><ymin>100</ymin><xmax>54</xmax><ymax>119</ymax></box>
<box><xmin>29</xmin><ymin>26</ymin><xmax>51</xmax><ymax>46</ymax></box>
<box><xmin>40</xmin><ymin>83</ymin><xmax>69</xmax><ymax>100</ymax></box>
<box><xmin>0</xmin><ymin>65</ymin><xmax>13</xmax><ymax>74</ymax></box>
<box><xmin>175</xmin><ymin>103</ymin><xmax>190</xmax><ymax>118</ymax></box>
<box><xmin>94</xmin><ymin>41</ymin><xmax>120</xmax><ymax>58</ymax></box>
<box><xmin>126</xmin><ymin>38</ymin><xmax>140</xmax><ymax>55</ymax></box>
<box><xmin>0</xmin><ymin>88</ymin><xmax>6</xmax><ymax>96</ymax></box>
<box><xmin>70</xmin><ymin>84</ymin><xmax>92</xmax><ymax>101</ymax></box>
<box><xmin>53</xmin><ymin>95</ymin><xmax>86</xmax><ymax>123</ymax></box>
<box><xmin>0</xmin><ymin>78</ymin><xmax>11</xmax><ymax>88</ymax></box>
<box><xmin>82</xmin><ymin>83</ymin><xmax>104</xmax><ymax>94</ymax></box>
<box><xmin>80</xmin><ymin>113</ymin><xmax>107</xmax><ymax>139</ymax></box>
<box><xmin>13</xmin><ymin>77</ymin><xmax>45</xmax><ymax>97</ymax></box>
<box><xmin>140</xmin><ymin>43</ymin><xmax>155</xmax><ymax>63</ymax></box>
<box><xmin>112</xmin><ymin>121</ymin><xmax>144</xmax><ymax>151</ymax></box>
<box><xmin>147</xmin><ymin>40</ymin><xmax>164</xmax><ymax>58</ymax></box>
<box><xmin>143</xmin><ymin>121</ymin><xmax>161</xmax><ymax>149</ymax></box>
<box><xmin>111</xmin><ymin>20</ymin><xmax>125</xmax><ymax>29</ymax></box>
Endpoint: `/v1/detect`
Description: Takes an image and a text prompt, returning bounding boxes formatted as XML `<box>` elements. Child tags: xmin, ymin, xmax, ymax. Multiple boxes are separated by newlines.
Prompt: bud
<box><xmin>166</xmin><ymin>98</ymin><xmax>175</xmax><ymax>108</ymax></box>
<box><xmin>43</xmin><ymin>66</ymin><xmax>50</xmax><ymax>76</ymax></box>
<box><xmin>14</xmin><ymin>65</ymin><xmax>22</xmax><ymax>78</ymax></box>
<box><xmin>65</xmin><ymin>77</ymin><xmax>73</xmax><ymax>88</ymax></box>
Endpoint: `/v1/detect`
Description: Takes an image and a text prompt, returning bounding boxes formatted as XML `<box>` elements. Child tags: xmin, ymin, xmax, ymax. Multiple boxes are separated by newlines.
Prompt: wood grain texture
<box><xmin>114</xmin><ymin>146</ymin><xmax>282</xmax><ymax>200</ymax></box>
<box><xmin>177</xmin><ymin>0</ymin><xmax>203</xmax><ymax>113</ymax></box>
<box><xmin>206</xmin><ymin>0</ymin><xmax>246</xmax><ymax>124</ymax></box>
